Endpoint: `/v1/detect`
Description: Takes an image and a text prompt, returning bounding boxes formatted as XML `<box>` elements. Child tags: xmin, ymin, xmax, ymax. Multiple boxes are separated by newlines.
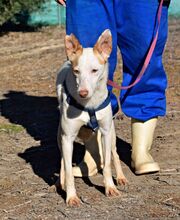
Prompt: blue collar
<box><xmin>64</xmin><ymin>81</ymin><xmax>111</xmax><ymax>131</ymax></box>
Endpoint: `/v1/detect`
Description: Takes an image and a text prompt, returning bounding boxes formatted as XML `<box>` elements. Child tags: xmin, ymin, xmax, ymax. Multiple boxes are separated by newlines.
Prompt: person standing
<box><xmin>57</xmin><ymin>0</ymin><xmax>170</xmax><ymax>175</ymax></box>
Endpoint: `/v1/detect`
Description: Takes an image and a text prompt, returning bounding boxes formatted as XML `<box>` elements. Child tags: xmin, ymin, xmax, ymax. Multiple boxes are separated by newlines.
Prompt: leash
<box><xmin>107</xmin><ymin>0</ymin><xmax>164</xmax><ymax>90</ymax></box>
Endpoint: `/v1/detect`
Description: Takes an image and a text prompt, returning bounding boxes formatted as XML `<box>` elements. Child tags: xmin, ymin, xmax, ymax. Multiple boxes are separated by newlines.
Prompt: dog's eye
<box><xmin>92</xmin><ymin>69</ymin><xmax>98</xmax><ymax>73</ymax></box>
<box><xmin>74</xmin><ymin>69</ymin><xmax>80</xmax><ymax>74</ymax></box>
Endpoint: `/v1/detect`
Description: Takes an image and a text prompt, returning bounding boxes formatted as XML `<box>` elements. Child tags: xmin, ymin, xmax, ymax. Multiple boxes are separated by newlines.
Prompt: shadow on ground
<box><xmin>116</xmin><ymin>137</ymin><xmax>132</xmax><ymax>168</ymax></box>
<box><xmin>0</xmin><ymin>91</ymin><xmax>131</xmax><ymax>187</ymax></box>
<box><xmin>0</xmin><ymin>91</ymin><xmax>84</xmax><ymax>185</ymax></box>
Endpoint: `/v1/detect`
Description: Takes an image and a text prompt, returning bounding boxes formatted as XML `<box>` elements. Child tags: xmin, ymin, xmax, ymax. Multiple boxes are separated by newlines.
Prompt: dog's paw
<box><xmin>105</xmin><ymin>186</ymin><xmax>121</xmax><ymax>197</ymax></box>
<box><xmin>117</xmin><ymin>176</ymin><xmax>128</xmax><ymax>186</ymax></box>
<box><xmin>66</xmin><ymin>196</ymin><xmax>81</xmax><ymax>207</ymax></box>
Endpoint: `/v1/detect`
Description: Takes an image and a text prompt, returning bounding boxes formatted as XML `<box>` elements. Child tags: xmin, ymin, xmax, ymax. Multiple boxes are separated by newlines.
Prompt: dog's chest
<box><xmin>62</xmin><ymin>91</ymin><xmax>112</xmax><ymax>129</ymax></box>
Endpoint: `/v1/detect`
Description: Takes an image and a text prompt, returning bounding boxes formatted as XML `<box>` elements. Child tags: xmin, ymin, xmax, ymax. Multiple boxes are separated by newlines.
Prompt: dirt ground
<box><xmin>0</xmin><ymin>18</ymin><xmax>180</xmax><ymax>220</ymax></box>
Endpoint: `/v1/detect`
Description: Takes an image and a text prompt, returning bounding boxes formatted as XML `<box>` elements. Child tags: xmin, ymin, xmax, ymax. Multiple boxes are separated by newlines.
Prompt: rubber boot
<box><xmin>72</xmin><ymin>129</ymin><xmax>103</xmax><ymax>177</ymax></box>
<box><xmin>131</xmin><ymin>118</ymin><xmax>160</xmax><ymax>175</ymax></box>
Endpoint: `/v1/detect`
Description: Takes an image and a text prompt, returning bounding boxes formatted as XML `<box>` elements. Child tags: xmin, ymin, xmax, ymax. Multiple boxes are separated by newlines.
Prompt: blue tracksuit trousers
<box><xmin>66</xmin><ymin>0</ymin><xmax>169</xmax><ymax>121</ymax></box>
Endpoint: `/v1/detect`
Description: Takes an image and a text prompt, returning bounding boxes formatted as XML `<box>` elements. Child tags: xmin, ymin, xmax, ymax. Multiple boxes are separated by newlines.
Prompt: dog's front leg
<box><xmin>61</xmin><ymin>134</ymin><xmax>81</xmax><ymax>206</ymax></box>
<box><xmin>100</xmin><ymin>125</ymin><xmax>120</xmax><ymax>197</ymax></box>
<box><xmin>111</xmin><ymin>122</ymin><xmax>128</xmax><ymax>185</ymax></box>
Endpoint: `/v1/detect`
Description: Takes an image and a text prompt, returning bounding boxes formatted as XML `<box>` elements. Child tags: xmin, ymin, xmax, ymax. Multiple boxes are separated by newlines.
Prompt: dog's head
<box><xmin>65</xmin><ymin>29</ymin><xmax>112</xmax><ymax>99</ymax></box>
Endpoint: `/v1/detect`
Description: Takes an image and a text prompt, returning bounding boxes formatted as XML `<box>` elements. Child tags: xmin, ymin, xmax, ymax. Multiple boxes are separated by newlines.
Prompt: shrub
<box><xmin>0</xmin><ymin>0</ymin><xmax>48</xmax><ymax>26</ymax></box>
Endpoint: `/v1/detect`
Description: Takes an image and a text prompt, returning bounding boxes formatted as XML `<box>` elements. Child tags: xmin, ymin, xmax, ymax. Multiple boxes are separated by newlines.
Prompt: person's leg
<box><xmin>66</xmin><ymin>0</ymin><xmax>119</xmax><ymax>115</ymax></box>
<box><xmin>116</xmin><ymin>0</ymin><xmax>169</xmax><ymax>174</ymax></box>
<box><xmin>65</xmin><ymin>0</ymin><xmax>118</xmax><ymax>176</ymax></box>
<box><xmin>116</xmin><ymin>0</ymin><xmax>168</xmax><ymax>120</ymax></box>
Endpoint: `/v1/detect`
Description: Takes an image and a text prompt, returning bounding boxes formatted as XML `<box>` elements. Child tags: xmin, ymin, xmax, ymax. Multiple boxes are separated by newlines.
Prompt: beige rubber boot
<box><xmin>72</xmin><ymin>128</ymin><xmax>103</xmax><ymax>177</ymax></box>
<box><xmin>131</xmin><ymin>118</ymin><xmax>160</xmax><ymax>175</ymax></box>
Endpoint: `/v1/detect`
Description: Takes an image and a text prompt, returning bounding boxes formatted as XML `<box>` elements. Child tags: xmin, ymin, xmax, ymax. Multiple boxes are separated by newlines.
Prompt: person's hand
<box><xmin>56</xmin><ymin>0</ymin><xmax>66</xmax><ymax>7</ymax></box>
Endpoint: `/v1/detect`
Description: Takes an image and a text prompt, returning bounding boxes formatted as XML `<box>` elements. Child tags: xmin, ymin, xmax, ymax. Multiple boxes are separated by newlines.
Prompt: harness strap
<box><xmin>107</xmin><ymin>0</ymin><xmax>164</xmax><ymax>90</ymax></box>
<box><xmin>64</xmin><ymin>81</ymin><xmax>111</xmax><ymax>131</ymax></box>
<box><xmin>87</xmin><ymin>109</ymin><xmax>99</xmax><ymax>131</ymax></box>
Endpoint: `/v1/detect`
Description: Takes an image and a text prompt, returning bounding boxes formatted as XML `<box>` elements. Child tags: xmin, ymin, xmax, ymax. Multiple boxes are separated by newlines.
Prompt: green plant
<box><xmin>0</xmin><ymin>0</ymin><xmax>48</xmax><ymax>26</ymax></box>
<box><xmin>0</xmin><ymin>123</ymin><xmax>24</xmax><ymax>133</ymax></box>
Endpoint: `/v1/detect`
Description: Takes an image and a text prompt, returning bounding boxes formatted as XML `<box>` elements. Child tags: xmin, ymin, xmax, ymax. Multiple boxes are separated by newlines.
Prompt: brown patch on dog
<box><xmin>65</xmin><ymin>34</ymin><xmax>83</xmax><ymax>64</ymax></box>
<box><xmin>78</xmin><ymin>126</ymin><xmax>94</xmax><ymax>141</ymax></box>
<box><xmin>93</xmin><ymin>29</ymin><xmax>112</xmax><ymax>64</ymax></box>
<box><xmin>93</xmin><ymin>48</ymin><xmax>106</xmax><ymax>64</ymax></box>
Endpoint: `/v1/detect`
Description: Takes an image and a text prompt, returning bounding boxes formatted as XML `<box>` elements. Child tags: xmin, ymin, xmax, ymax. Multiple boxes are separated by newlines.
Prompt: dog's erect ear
<box><xmin>93</xmin><ymin>29</ymin><xmax>112</xmax><ymax>63</ymax></box>
<box><xmin>65</xmin><ymin>34</ymin><xmax>83</xmax><ymax>62</ymax></box>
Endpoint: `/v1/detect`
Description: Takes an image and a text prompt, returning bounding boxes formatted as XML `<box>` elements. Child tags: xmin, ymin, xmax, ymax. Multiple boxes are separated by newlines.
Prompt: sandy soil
<box><xmin>0</xmin><ymin>19</ymin><xmax>180</xmax><ymax>220</ymax></box>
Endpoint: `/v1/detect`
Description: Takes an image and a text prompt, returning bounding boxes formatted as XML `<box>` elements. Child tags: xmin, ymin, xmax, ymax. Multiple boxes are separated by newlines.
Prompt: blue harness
<box><xmin>64</xmin><ymin>81</ymin><xmax>111</xmax><ymax>131</ymax></box>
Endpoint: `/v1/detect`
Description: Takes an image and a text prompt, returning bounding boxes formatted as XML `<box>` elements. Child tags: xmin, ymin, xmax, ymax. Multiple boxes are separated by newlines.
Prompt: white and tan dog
<box><xmin>56</xmin><ymin>30</ymin><xmax>127</xmax><ymax>206</ymax></box>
